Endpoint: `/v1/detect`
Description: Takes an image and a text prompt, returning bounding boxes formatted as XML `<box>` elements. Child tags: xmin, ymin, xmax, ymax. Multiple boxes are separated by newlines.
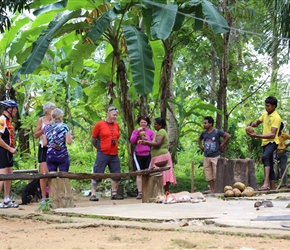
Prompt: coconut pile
<box><xmin>224</xmin><ymin>182</ymin><xmax>255</xmax><ymax>197</ymax></box>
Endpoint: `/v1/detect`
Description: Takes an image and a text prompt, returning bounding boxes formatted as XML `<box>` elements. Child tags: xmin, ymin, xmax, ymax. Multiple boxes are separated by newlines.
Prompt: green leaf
<box><xmin>0</xmin><ymin>16</ymin><xmax>29</xmax><ymax>53</ymax></box>
<box><xmin>85</xmin><ymin>9</ymin><xmax>117</xmax><ymax>43</ymax></box>
<box><xmin>123</xmin><ymin>25</ymin><xmax>155</xmax><ymax>94</ymax></box>
<box><xmin>11</xmin><ymin>9</ymin><xmax>82</xmax><ymax>85</ymax></box>
<box><xmin>33</xmin><ymin>0</ymin><xmax>68</xmax><ymax>16</ymax></box>
<box><xmin>151</xmin><ymin>3</ymin><xmax>178</xmax><ymax>40</ymax></box>
<box><xmin>201</xmin><ymin>0</ymin><xmax>229</xmax><ymax>33</ymax></box>
<box><xmin>150</xmin><ymin>40</ymin><xmax>164</xmax><ymax>97</ymax></box>
<box><xmin>68</xmin><ymin>41</ymin><xmax>97</xmax><ymax>73</ymax></box>
<box><xmin>142</xmin><ymin>5</ymin><xmax>153</xmax><ymax>40</ymax></box>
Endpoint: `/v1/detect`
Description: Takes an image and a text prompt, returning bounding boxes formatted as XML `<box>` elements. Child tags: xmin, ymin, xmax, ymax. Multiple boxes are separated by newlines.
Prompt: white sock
<box><xmin>4</xmin><ymin>198</ymin><xmax>10</xmax><ymax>203</ymax></box>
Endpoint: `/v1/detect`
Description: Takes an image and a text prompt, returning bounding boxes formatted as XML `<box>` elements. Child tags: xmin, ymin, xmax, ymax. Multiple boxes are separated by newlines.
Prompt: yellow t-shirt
<box><xmin>277</xmin><ymin>132</ymin><xmax>290</xmax><ymax>150</ymax></box>
<box><xmin>259</xmin><ymin>110</ymin><xmax>281</xmax><ymax>146</ymax></box>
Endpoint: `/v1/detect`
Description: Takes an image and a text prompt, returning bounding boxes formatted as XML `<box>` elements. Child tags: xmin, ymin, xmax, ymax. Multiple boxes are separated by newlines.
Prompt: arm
<box><xmin>42</xmin><ymin>134</ymin><xmax>48</xmax><ymax>147</ymax></box>
<box><xmin>0</xmin><ymin>134</ymin><xmax>17</xmax><ymax>154</ymax></box>
<box><xmin>34</xmin><ymin>117</ymin><xmax>43</xmax><ymax>139</ymax></box>
<box><xmin>198</xmin><ymin>137</ymin><xmax>204</xmax><ymax>152</ymax></box>
<box><xmin>220</xmin><ymin>132</ymin><xmax>231</xmax><ymax>148</ymax></box>
<box><xmin>130</xmin><ymin>130</ymin><xmax>139</xmax><ymax>144</ymax></box>
<box><xmin>249</xmin><ymin>119</ymin><xmax>262</xmax><ymax>128</ymax></box>
<box><xmin>249</xmin><ymin>126</ymin><xmax>278</xmax><ymax>139</ymax></box>
<box><xmin>246</xmin><ymin>119</ymin><xmax>262</xmax><ymax>137</ymax></box>
<box><xmin>66</xmin><ymin>132</ymin><xmax>73</xmax><ymax>145</ymax></box>
<box><xmin>143</xmin><ymin>135</ymin><xmax>164</xmax><ymax>148</ymax></box>
<box><xmin>91</xmin><ymin>136</ymin><xmax>97</xmax><ymax>148</ymax></box>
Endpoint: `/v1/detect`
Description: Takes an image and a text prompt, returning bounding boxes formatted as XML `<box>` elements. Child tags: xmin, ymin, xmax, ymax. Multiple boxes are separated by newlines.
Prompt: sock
<box><xmin>4</xmin><ymin>198</ymin><xmax>10</xmax><ymax>203</ymax></box>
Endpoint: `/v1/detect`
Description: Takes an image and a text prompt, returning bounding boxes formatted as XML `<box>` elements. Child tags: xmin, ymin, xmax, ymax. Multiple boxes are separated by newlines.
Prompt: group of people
<box><xmin>1</xmin><ymin>95</ymin><xmax>289</xmax><ymax>207</ymax></box>
<box><xmin>198</xmin><ymin>95</ymin><xmax>289</xmax><ymax>194</ymax></box>
<box><xmin>89</xmin><ymin>107</ymin><xmax>177</xmax><ymax>201</ymax></box>
<box><xmin>0</xmin><ymin>101</ymin><xmax>72</xmax><ymax>207</ymax></box>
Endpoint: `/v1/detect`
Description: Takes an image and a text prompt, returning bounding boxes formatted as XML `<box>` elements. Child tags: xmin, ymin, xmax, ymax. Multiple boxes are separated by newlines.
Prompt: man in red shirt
<box><xmin>0</xmin><ymin>100</ymin><xmax>19</xmax><ymax>208</ymax></box>
<box><xmin>90</xmin><ymin>106</ymin><xmax>123</xmax><ymax>201</ymax></box>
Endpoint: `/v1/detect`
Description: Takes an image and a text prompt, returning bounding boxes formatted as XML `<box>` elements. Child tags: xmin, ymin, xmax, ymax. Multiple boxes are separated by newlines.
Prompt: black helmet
<box><xmin>0</xmin><ymin>100</ymin><xmax>19</xmax><ymax>109</ymax></box>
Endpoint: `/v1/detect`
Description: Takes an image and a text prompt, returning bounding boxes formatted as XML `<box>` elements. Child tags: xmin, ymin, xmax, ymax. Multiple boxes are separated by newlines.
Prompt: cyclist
<box><xmin>0</xmin><ymin>100</ymin><xmax>19</xmax><ymax>208</ymax></box>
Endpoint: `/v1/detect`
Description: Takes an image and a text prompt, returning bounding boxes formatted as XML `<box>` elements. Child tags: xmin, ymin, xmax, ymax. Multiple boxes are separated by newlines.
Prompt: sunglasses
<box><xmin>108</xmin><ymin>107</ymin><xmax>118</xmax><ymax>112</ymax></box>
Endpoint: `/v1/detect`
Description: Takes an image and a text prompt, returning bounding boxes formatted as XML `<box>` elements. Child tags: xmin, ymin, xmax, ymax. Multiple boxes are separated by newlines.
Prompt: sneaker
<box><xmin>89</xmin><ymin>195</ymin><xmax>99</xmax><ymax>201</ymax></box>
<box><xmin>136</xmin><ymin>193</ymin><xmax>142</xmax><ymax>199</ymax></box>
<box><xmin>0</xmin><ymin>203</ymin><xmax>8</xmax><ymax>209</ymax></box>
<box><xmin>111</xmin><ymin>194</ymin><xmax>124</xmax><ymax>200</ymax></box>
<box><xmin>40</xmin><ymin>198</ymin><xmax>48</xmax><ymax>203</ymax></box>
<box><xmin>4</xmin><ymin>201</ymin><xmax>19</xmax><ymax>208</ymax></box>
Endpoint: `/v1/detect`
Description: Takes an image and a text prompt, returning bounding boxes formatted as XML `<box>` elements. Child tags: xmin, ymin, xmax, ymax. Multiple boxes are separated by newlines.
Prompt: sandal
<box><xmin>136</xmin><ymin>193</ymin><xmax>142</xmax><ymax>199</ymax></box>
<box><xmin>111</xmin><ymin>194</ymin><xmax>124</xmax><ymax>200</ymax></box>
<box><xmin>258</xmin><ymin>186</ymin><xmax>270</xmax><ymax>191</ymax></box>
<box><xmin>89</xmin><ymin>195</ymin><xmax>99</xmax><ymax>201</ymax></box>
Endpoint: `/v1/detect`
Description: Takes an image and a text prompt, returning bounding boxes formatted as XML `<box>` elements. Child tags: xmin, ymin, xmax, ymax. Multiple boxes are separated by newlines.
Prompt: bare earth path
<box><xmin>1</xmin><ymin>195</ymin><xmax>290</xmax><ymax>250</ymax></box>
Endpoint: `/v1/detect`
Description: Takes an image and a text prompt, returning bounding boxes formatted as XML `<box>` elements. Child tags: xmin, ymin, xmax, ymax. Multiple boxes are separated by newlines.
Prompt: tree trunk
<box><xmin>160</xmin><ymin>39</ymin><xmax>178</xmax><ymax>163</ymax></box>
<box><xmin>116</xmin><ymin>58</ymin><xmax>135</xmax><ymax>171</ymax></box>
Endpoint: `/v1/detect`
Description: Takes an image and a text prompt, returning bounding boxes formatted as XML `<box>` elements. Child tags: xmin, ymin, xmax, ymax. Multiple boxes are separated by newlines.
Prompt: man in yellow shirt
<box><xmin>275</xmin><ymin>122</ymin><xmax>290</xmax><ymax>186</ymax></box>
<box><xmin>246</xmin><ymin>96</ymin><xmax>281</xmax><ymax>190</ymax></box>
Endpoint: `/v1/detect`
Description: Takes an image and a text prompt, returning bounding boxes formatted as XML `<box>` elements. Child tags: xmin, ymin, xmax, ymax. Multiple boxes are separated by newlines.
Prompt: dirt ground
<box><xmin>1</xmin><ymin>196</ymin><xmax>290</xmax><ymax>250</ymax></box>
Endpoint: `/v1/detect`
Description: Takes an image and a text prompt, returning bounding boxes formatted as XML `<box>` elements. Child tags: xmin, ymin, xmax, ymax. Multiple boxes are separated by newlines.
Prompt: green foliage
<box><xmin>35</xmin><ymin>198</ymin><xmax>56</xmax><ymax>213</ymax></box>
<box><xmin>123</xmin><ymin>25</ymin><xmax>155</xmax><ymax>94</ymax></box>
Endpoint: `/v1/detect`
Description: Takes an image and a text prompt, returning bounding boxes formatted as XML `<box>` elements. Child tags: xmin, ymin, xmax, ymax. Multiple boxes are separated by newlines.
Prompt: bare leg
<box><xmin>209</xmin><ymin>180</ymin><xmax>215</xmax><ymax>193</ymax></box>
<box><xmin>262</xmin><ymin>166</ymin><xmax>270</xmax><ymax>188</ymax></box>
<box><xmin>111</xmin><ymin>180</ymin><xmax>119</xmax><ymax>193</ymax></box>
<box><xmin>91</xmin><ymin>179</ymin><xmax>98</xmax><ymax>197</ymax></box>
<box><xmin>0</xmin><ymin>181</ymin><xmax>3</xmax><ymax>193</ymax></box>
<box><xmin>39</xmin><ymin>162</ymin><xmax>48</xmax><ymax>199</ymax></box>
<box><xmin>136</xmin><ymin>175</ymin><xmax>142</xmax><ymax>193</ymax></box>
<box><xmin>4</xmin><ymin>167</ymin><xmax>13</xmax><ymax>201</ymax></box>
<box><xmin>164</xmin><ymin>182</ymin><xmax>170</xmax><ymax>193</ymax></box>
<box><xmin>270</xmin><ymin>180</ymin><xmax>276</xmax><ymax>190</ymax></box>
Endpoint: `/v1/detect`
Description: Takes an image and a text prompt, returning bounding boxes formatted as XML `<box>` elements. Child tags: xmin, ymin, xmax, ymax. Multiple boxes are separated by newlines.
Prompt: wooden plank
<box><xmin>0</xmin><ymin>167</ymin><xmax>170</xmax><ymax>181</ymax></box>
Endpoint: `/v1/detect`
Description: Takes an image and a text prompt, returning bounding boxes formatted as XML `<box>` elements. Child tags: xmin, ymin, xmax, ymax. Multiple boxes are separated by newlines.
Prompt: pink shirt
<box><xmin>130</xmin><ymin>128</ymin><xmax>155</xmax><ymax>156</ymax></box>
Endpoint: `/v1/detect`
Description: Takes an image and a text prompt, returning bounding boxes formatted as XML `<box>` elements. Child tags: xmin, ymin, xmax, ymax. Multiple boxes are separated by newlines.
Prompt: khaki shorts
<box><xmin>203</xmin><ymin>156</ymin><xmax>220</xmax><ymax>181</ymax></box>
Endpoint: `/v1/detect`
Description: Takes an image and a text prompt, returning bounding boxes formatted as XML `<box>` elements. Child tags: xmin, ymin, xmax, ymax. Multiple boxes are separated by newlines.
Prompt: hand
<box><xmin>9</xmin><ymin>147</ymin><xmax>17</xmax><ymax>154</ymax></box>
<box><xmin>246</xmin><ymin>131</ymin><xmax>256</xmax><ymax>137</ymax></box>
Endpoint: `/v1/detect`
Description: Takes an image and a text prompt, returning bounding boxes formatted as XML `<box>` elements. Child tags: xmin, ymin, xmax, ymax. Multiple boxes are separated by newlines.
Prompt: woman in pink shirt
<box><xmin>130</xmin><ymin>116</ymin><xmax>155</xmax><ymax>199</ymax></box>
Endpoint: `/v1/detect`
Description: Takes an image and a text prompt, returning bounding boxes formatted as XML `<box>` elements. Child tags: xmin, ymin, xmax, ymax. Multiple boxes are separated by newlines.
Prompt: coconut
<box><xmin>224</xmin><ymin>190</ymin><xmax>234</xmax><ymax>197</ymax></box>
<box><xmin>241</xmin><ymin>187</ymin><xmax>255</xmax><ymax>197</ymax></box>
<box><xmin>246</xmin><ymin>126</ymin><xmax>254</xmax><ymax>134</ymax></box>
<box><xmin>232</xmin><ymin>188</ymin><xmax>241</xmax><ymax>197</ymax></box>
<box><xmin>224</xmin><ymin>186</ymin><xmax>233</xmax><ymax>192</ymax></box>
<box><xmin>233</xmin><ymin>182</ymin><xmax>246</xmax><ymax>192</ymax></box>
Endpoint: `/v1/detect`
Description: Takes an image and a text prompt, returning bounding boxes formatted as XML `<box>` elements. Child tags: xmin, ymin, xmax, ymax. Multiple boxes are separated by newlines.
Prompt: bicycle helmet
<box><xmin>0</xmin><ymin>100</ymin><xmax>19</xmax><ymax>109</ymax></box>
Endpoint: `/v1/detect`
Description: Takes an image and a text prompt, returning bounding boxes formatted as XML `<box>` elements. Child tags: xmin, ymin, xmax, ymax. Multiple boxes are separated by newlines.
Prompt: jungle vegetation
<box><xmin>1</xmin><ymin>0</ymin><xmax>290</xmax><ymax>195</ymax></box>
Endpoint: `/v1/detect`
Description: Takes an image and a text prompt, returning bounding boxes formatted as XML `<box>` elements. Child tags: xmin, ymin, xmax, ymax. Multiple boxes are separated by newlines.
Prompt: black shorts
<box><xmin>0</xmin><ymin>148</ymin><xmax>13</xmax><ymax>169</ymax></box>
<box><xmin>133</xmin><ymin>154</ymin><xmax>151</xmax><ymax>171</ymax></box>
<box><xmin>38</xmin><ymin>145</ymin><xmax>48</xmax><ymax>163</ymax></box>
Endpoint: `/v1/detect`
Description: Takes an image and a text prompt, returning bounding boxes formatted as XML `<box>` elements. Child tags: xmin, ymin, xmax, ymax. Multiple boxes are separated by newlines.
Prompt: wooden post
<box><xmin>142</xmin><ymin>173</ymin><xmax>164</xmax><ymax>203</ymax></box>
<box><xmin>191</xmin><ymin>161</ymin><xmax>195</xmax><ymax>193</ymax></box>
<box><xmin>48</xmin><ymin>178</ymin><xmax>74</xmax><ymax>208</ymax></box>
<box><xmin>215</xmin><ymin>158</ymin><xmax>257</xmax><ymax>193</ymax></box>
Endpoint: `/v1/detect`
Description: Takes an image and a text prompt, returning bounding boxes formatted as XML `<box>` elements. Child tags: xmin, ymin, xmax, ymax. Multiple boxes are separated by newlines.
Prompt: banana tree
<box><xmin>142</xmin><ymin>0</ymin><xmax>229</xmax><ymax>162</ymax></box>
